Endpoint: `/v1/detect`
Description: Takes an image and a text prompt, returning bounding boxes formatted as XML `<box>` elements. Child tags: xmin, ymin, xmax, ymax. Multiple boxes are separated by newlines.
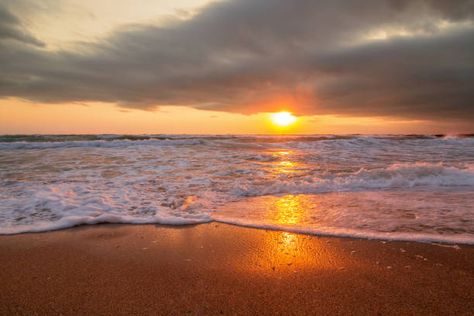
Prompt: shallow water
<box><xmin>0</xmin><ymin>134</ymin><xmax>473</xmax><ymax>243</ymax></box>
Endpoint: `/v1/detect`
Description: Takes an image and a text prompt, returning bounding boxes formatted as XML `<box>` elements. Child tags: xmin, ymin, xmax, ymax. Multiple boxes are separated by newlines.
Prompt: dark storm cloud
<box><xmin>0</xmin><ymin>0</ymin><xmax>473</xmax><ymax>121</ymax></box>
<box><xmin>312</xmin><ymin>28</ymin><xmax>474</xmax><ymax>120</ymax></box>
<box><xmin>0</xmin><ymin>5</ymin><xmax>43</xmax><ymax>46</ymax></box>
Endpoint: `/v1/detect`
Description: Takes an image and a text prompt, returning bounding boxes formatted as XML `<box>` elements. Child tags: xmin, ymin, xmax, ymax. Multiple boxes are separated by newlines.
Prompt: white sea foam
<box><xmin>231</xmin><ymin>163</ymin><xmax>474</xmax><ymax>197</ymax></box>
<box><xmin>0</xmin><ymin>213</ymin><xmax>211</xmax><ymax>235</ymax></box>
<box><xmin>0</xmin><ymin>134</ymin><xmax>473</xmax><ymax>242</ymax></box>
<box><xmin>215</xmin><ymin>217</ymin><xmax>474</xmax><ymax>245</ymax></box>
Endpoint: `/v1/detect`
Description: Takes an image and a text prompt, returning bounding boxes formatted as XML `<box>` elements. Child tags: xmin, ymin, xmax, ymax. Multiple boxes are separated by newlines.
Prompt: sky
<box><xmin>0</xmin><ymin>0</ymin><xmax>473</xmax><ymax>134</ymax></box>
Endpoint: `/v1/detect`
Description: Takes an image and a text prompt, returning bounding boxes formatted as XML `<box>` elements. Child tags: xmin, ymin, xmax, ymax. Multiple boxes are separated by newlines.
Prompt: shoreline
<box><xmin>1</xmin><ymin>223</ymin><xmax>473</xmax><ymax>315</ymax></box>
<box><xmin>3</xmin><ymin>219</ymin><xmax>474</xmax><ymax>246</ymax></box>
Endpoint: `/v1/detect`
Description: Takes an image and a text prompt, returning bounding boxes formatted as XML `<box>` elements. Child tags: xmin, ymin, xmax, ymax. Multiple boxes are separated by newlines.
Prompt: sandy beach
<box><xmin>0</xmin><ymin>224</ymin><xmax>473</xmax><ymax>315</ymax></box>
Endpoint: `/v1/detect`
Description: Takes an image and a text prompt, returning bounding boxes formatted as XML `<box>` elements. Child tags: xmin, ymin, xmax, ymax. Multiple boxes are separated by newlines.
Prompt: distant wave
<box><xmin>0</xmin><ymin>133</ymin><xmax>473</xmax><ymax>150</ymax></box>
<box><xmin>0</xmin><ymin>138</ymin><xmax>207</xmax><ymax>149</ymax></box>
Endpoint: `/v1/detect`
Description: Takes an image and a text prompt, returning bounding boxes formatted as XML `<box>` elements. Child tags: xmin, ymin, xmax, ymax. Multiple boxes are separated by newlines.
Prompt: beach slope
<box><xmin>0</xmin><ymin>224</ymin><xmax>473</xmax><ymax>315</ymax></box>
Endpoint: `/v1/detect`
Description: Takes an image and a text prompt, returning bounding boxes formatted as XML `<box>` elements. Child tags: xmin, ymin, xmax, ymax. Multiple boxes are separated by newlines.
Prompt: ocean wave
<box><xmin>350</xmin><ymin>162</ymin><xmax>474</xmax><ymax>187</ymax></box>
<box><xmin>0</xmin><ymin>138</ymin><xmax>206</xmax><ymax>149</ymax></box>
<box><xmin>1</xmin><ymin>133</ymin><xmax>473</xmax><ymax>150</ymax></box>
<box><xmin>1</xmin><ymin>134</ymin><xmax>473</xmax><ymax>242</ymax></box>
<box><xmin>233</xmin><ymin>163</ymin><xmax>474</xmax><ymax>197</ymax></box>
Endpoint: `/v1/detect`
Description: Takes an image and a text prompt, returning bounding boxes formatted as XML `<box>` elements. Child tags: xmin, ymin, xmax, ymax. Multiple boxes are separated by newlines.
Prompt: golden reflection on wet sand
<box><xmin>227</xmin><ymin>194</ymin><xmax>341</xmax><ymax>274</ymax></box>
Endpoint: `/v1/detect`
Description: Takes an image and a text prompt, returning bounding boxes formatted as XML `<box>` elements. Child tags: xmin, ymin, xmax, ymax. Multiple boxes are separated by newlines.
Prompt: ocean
<box><xmin>0</xmin><ymin>134</ymin><xmax>473</xmax><ymax>244</ymax></box>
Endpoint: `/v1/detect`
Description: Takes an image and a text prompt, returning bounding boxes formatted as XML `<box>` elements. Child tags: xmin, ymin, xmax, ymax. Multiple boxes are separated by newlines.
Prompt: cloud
<box><xmin>0</xmin><ymin>0</ymin><xmax>473</xmax><ymax>122</ymax></box>
<box><xmin>0</xmin><ymin>4</ymin><xmax>44</xmax><ymax>46</ymax></box>
<box><xmin>312</xmin><ymin>28</ymin><xmax>474</xmax><ymax>120</ymax></box>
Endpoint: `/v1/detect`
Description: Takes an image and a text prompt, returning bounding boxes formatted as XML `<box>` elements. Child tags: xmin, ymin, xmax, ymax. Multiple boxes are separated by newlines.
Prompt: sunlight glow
<box><xmin>271</xmin><ymin>111</ymin><xmax>297</xmax><ymax>127</ymax></box>
<box><xmin>274</xmin><ymin>195</ymin><xmax>303</xmax><ymax>225</ymax></box>
<box><xmin>1</xmin><ymin>99</ymin><xmax>455</xmax><ymax>135</ymax></box>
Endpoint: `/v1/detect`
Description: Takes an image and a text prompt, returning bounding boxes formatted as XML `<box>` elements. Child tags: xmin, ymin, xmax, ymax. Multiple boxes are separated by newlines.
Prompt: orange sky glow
<box><xmin>0</xmin><ymin>98</ymin><xmax>463</xmax><ymax>135</ymax></box>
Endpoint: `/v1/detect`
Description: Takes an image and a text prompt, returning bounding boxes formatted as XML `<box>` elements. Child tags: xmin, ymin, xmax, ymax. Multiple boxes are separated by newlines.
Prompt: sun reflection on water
<box><xmin>273</xmin><ymin>195</ymin><xmax>304</xmax><ymax>225</ymax></box>
<box><xmin>269</xmin><ymin>150</ymin><xmax>301</xmax><ymax>175</ymax></box>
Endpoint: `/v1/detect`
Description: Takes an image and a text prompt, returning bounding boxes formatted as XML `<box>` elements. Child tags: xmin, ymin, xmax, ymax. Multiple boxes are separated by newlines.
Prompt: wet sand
<box><xmin>0</xmin><ymin>223</ymin><xmax>473</xmax><ymax>315</ymax></box>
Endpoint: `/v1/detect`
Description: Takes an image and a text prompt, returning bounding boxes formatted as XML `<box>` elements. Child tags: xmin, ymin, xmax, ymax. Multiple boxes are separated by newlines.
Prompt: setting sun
<box><xmin>271</xmin><ymin>111</ymin><xmax>297</xmax><ymax>127</ymax></box>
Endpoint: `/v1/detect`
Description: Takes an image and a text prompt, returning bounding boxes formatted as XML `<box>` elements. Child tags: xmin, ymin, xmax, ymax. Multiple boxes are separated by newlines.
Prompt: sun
<box><xmin>271</xmin><ymin>111</ymin><xmax>297</xmax><ymax>127</ymax></box>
